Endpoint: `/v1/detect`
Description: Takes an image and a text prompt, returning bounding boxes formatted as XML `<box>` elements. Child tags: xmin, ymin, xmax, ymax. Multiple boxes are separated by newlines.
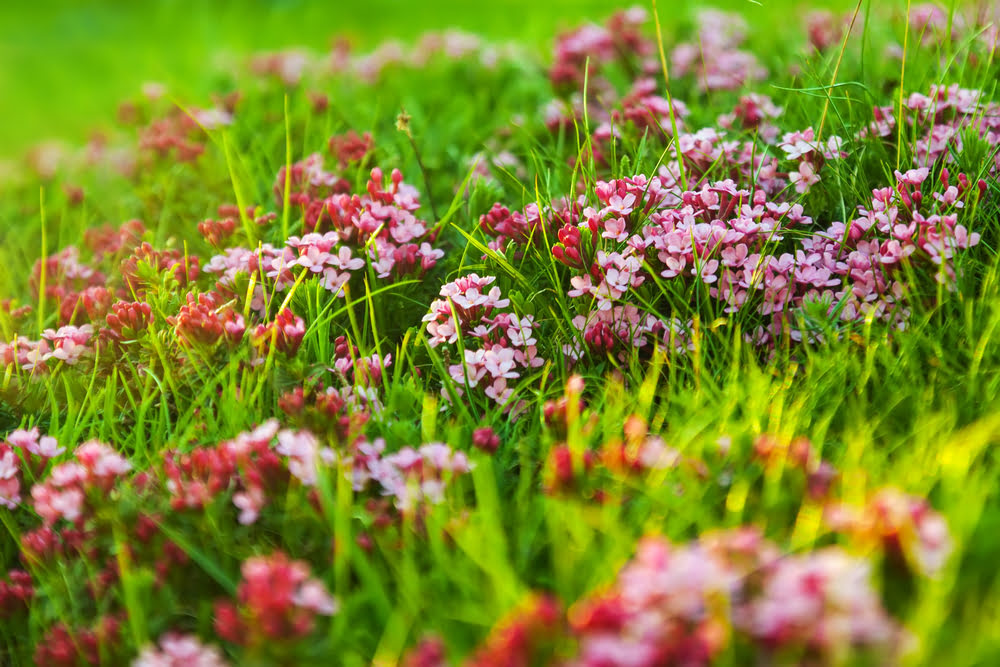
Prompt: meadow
<box><xmin>1</xmin><ymin>1</ymin><xmax>999</xmax><ymax>665</ymax></box>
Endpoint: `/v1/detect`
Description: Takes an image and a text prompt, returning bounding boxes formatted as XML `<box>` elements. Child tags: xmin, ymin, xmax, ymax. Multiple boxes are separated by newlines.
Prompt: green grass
<box><xmin>1</xmin><ymin>0</ymin><xmax>999</xmax><ymax>665</ymax></box>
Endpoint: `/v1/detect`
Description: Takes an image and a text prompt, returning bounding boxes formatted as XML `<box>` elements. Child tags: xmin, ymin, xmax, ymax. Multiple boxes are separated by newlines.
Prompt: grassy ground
<box><xmin>1</xmin><ymin>1</ymin><xmax>998</xmax><ymax>665</ymax></box>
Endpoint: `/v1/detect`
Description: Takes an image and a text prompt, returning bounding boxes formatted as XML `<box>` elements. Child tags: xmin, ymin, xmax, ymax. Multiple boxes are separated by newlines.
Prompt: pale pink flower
<box><xmin>133</xmin><ymin>633</ymin><xmax>230</xmax><ymax>667</ymax></box>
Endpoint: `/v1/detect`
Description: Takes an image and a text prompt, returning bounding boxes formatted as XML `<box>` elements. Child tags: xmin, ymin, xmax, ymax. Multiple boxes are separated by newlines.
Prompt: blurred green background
<box><xmin>0</xmin><ymin>0</ymin><xmax>852</xmax><ymax>158</ymax></box>
<box><xmin>0</xmin><ymin>0</ymin><xmax>607</xmax><ymax>157</ymax></box>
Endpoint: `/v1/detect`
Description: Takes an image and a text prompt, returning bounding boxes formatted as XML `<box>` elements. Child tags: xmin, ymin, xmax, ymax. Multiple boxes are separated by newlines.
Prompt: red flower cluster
<box><xmin>466</xmin><ymin>594</ymin><xmax>562</xmax><ymax>667</ymax></box>
<box><xmin>214</xmin><ymin>551</ymin><xmax>337</xmax><ymax>645</ymax></box>
<box><xmin>138</xmin><ymin>103</ymin><xmax>233</xmax><ymax>162</ymax></box>
<box><xmin>278</xmin><ymin>383</ymin><xmax>373</xmax><ymax>445</ymax></box>
<box><xmin>169</xmin><ymin>292</ymin><xmax>246</xmax><ymax>348</ymax></box>
<box><xmin>163</xmin><ymin>421</ymin><xmax>287</xmax><ymax>525</ymax></box>
<box><xmin>826</xmin><ymin>487</ymin><xmax>953</xmax><ymax>577</ymax></box>
<box><xmin>104</xmin><ymin>300</ymin><xmax>153</xmax><ymax>341</ymax></box>
<box><xmin>0</xmin><ymin>569</ymin><xmax>33</xmax><ymax>618</ymax></box>
<box><xmin>250</xmin><ymin>307</ymin><xmax>306</xmax><ymax>360</ymax></box>
<box><xmin>753</xmin><ymin>434</ymin><xmax>838</xmax><ymax>501</ymax></box>
<box><xmin>121</xmin><ymin>242</ymin><xmax>201</xmax><ymax>296</ymax></box>
<box><xmin>328</xmin><ymin>129</ymin><xmax>374</xmax><ymax>169</ymax></box>
<box><xmin>31</xmin><ymin>440</ymin><xmax>131</xmax><ymax>526</ymax></box>
<box><xmin>33</xmin><ymin>616</ymin><xmax>123</xmax><ymax>666</ymax></box>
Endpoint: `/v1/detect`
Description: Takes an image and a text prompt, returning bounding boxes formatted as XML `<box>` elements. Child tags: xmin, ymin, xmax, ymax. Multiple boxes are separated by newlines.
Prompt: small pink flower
<box><xmin>133</xmin><ymin>633</ymin><xmax>229</xmax><ymax>667</ymax></box>
<box><xmin>602</xmin><ymin>216</ymin><xmax>628</xmax><ymax>242</ymax></box>
<box><xmin>233</xmin><ymin>487</ymin><xmax>266</xmax><ymax>525</ymax></box>
<box><xmin>293</xmin><ymin>579</ymin><xmax>340</xmax><ymax>615</ymax></box>
<box><xmin>789</xmin><ymin>161</ymin><xmax>820</xmax><ymax>194</ymax></box>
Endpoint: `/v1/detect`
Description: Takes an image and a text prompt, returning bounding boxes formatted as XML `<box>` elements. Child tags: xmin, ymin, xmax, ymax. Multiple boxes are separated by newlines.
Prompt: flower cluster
<box><xmin>792</xmin><ymin>166</ymin><xmax>983</xmax><ymax>326</ymax></box>
<box><xmin>121</xmin><ymin>241</ymin><xmax>201</xmax><ymax>296</ymax></box>
<box><xmin>31</xmin><ymin>246</ymin><xmax>107</xmax><ymax>313</ymax></box>
<box><xmin>737</xmin><ymin>547</ymin><xmax>899</xmax><ymax>657</ymax></box>
<box><xmin>862</xmin><ymin>84</ymin><xmax>1000</xmax><ymax>176</ymax></box>
<box><xmin>0</xmin><ymin>324</ymin><xmax>97</xmax><ymax>375</ymax></box>
<box><xmin>250</xmin><ymin>307</ymin><xmax>306</xmax><ymax>360</ymax></box>
<box><xmin>31</xmin><ymin>440</ymin><xmax>132</xmax><ymax>525</ymax></box>
<box><xmin>450</xmin><ymin>528</ymin><xmax>905</xmax><ymax>666</ymax></box>
<box><xmin>274</xmin><ymin>152</ymin><xmax>350</xmax><ymax>207</ymax></box>
<box><xmin>250</xmin><ymin>49</ymin><xmax>312</xmax><ymax>87</ymax></box>
<box><xmin>826</xmin><ymin>487</ymin><xmax>953</xmax><ymax>577</ymax></box>
<box><xmin>133</xmin><ymin>633</ymin><xmax>229</xmax><ymax>667</ymax></box>
<box><xmin>197</xmin><ymin>204</ymin><xmax>276</xmax><ymax>248</ymax></box>
<box><xmin>328</xmin><ymin>129</ymin><xmax>374</xmax><ymax>169</ymax></box>
<box><xmin>351</xmin><ymin>30</ymin><xmax>514</xmax><ymax>82</ymax></box>
<box><xmin>466</xmin><ymin>594</ymin><xmax>563</xmax><ymax>667</ymax></box>
<box><xmin>423</xmin><ymin>274</ymin><xmax>543</xmax><ymax>406</ymax></box>
<box><xmin>84</xmin><ymin>219</ymin><xmax>146</xmax><ymax>262</ymax></box>
<box><xmin>544</xmin><ymin>411</ymin><xmax>685</xmax><ymax>497</ymax></box>
<box><xmin>305</xmin><ymin>166</ymin><xmax>443</xmax><ymax>277</ymax></box>
<box><xmin>169</xmin><ymin>292</ymin><xmax>245</xmax><ymax>348</ymax></box>
<box><xmin>209</xmin><ymin>164</ymin><xmax>443</xmax><ymax>314</ymax></box>
<box><xmin>163</xmin><ymin>421</ymin><xmax>288</xmax><ymax>525</ymax></box>
<box><xmin>543</xmin><ymin>8</ymin><xmax>693</xmax><ymax>169</ymax></box>
<box><xmin>488</xmin><ymin>158</ymin><xmax>984</xmax><ymax>364</ymax></box>
<box><xmin>203</xmin><ymin>244</ymin><xmax>291</xmax><ymax>314</ymax></box>
<box><xmin>104</xmin><ymin>300</ymin><xmax>154</xmax><ymax>342</ymax></box>
<box><xmin>908</xmin><ymin>3</ymin><xmax>960</xmax><ymax>47</ymax></box>
<box><xmin>671</xmin><ymin>9</ymin><xmax>767</xmax><ymax>91</ymax></box>
<box><xmin>778</xmin><ymin>127</ymin><xmax>846</xmax><ymax>194</ymax></box>
<box><xmin>717</xmin><ymin>93</ymin><xmax>784</xmax><ymax>143</ymax></box>
<box><xmin>0</xmin><ymin>569</ymin><xmax>33</xmax><ymax>618</ymax></box>
<box><xmin>568</xmin><ymin>534</ymin><xmax>736</xmax><ymax>665</ymax></box>
<box><xmin>329</xmin><ymin>334</ymin><xmax>391</xmax><ymax>387</ymax></box>
<box><xmin>349</xmin><ymin>439</ymin><xmax>473</xmax><ymax>512</ymax></box>
<box><xmin>278</xmin><ymin>383</ymin><xmax>374</xmax><ymax>445</ymax></box>
<box><xmin>214</xmin><ymin>551</ymin><xmax>338</xmax><ymax>645</ymax></box>
<box><xmin>138</xmin><ymin>103</ymin><xmax>233</xmax><ymax>162</ymax></box>
<box><xmin>34</xmin><ymin>616</ymin><xmax>124</xmax><ymax>666</ymax></box>
<box><xmin>549</xmin><ymin>7</ymin><xmax>653</xmax><ymax>93</ymax></box>
<box><xmin>272</xmin><ymin>427</ymin><xmax>334</xmax><ymax>489</ymax></box>
<box><xmin>752</xmin><ymin>434</ymin><xmax>838</xmax><ymax>501</ymax></box>
<box><xmin>660</xmin><ymin>128</ymin><xmax>787</xmax><ymax>196</ymax></box>
<box><xmin>0</xmin><ymin>427</ymin><xmax>65</xmax><ymax>508</ymax></box>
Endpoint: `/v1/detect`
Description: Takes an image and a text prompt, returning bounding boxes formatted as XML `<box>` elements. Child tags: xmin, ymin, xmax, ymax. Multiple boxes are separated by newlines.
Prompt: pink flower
<box><xmin>293</xmin><ymin>580</ymin><xmax>340</xmax><ymax>616</ymax></box>
<box><xmin>133</xmin><ymin>633</ymin><xmax>229</xmax><ymax>667</ymax></box>
<box><xmin>602</xmin><ymin>216</ymin><xmax>628</xmax><ymax>242</ymax></box>
<box><xmin>292</xmin><ymin>245</ymin><xmax>331</xmax><ymax>273</ymax></box>
<box><xmin>76</xmin><ymin>440</ymin><xmax>132</xmax><ymax>478</ymax></box>
<box><xmin>780</xmin><ymin>128</ymin><xmax>817</xmax><ymax>160</ymax></box>
<box><xmin>233</xmin><ymin>487</ymin><xmax>266</xmax><ymax>525</ymax></box>
<box><xmin>327</xmin><ymin>246</ymin><xmax>366</xmax><ymax>271</ymax></box>
<box><xmin>789</xmin><ymin>161</ymin><xmax>820</xmax><ymax>194</ymax></box>
<box><xmin>0</xmin><ymin>448</ymin><xmax>21</xmax><ymax>508</ymax></box>
<box><xmin>7</xmin><ymin>428</ymin><xmax>65</xmax><ymax>458</ymax></box>
<box><xmin>41</xmin><ymin>324</ymin><xmax>94</xmax><ymax>365</ymax></box>
<box><xmin>603</xmin><ymin>193</ymin><xmax>636</xmax><ymax>217</ymax></box>
<box><xmin>320</xmin><ymin>267</ymin><xmax>351</xmax><ymax>297</ymax></box>
<box><xmin>32</xmin><ymin>485</ymin><xmax>85</xmax><ymax>524</ymax></box>
<box><xmin>741</xmin><ymin>548</ymin><xmax>897</xmax><ymax>652</ymax></box>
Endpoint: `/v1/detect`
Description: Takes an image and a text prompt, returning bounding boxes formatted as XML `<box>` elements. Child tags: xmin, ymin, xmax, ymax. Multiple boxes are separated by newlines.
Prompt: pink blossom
<box><xmin>0</xmin><ymin>448</ymin><xmax>21</xmax><ymax>508</ymax></box>
<box><xmin>6</xmin><ymin>428</ymin><xmax>64</xmax><ymax>458</ymax></box>
<box><xmin>790</xmin><ymin>161</ymin><xmax>820</xmax><ymax>194</ymax></box>
<box><xmin>133</xmin><ymin>633</ymin><xmax>229</xmax><ymax>667</ymax></box>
